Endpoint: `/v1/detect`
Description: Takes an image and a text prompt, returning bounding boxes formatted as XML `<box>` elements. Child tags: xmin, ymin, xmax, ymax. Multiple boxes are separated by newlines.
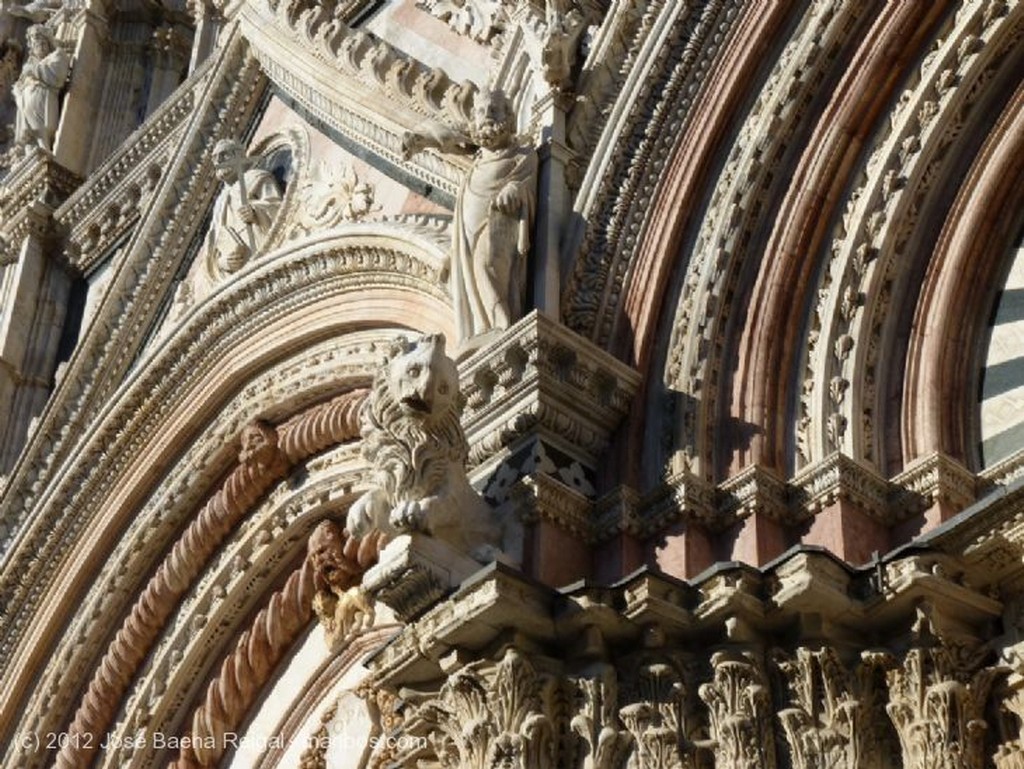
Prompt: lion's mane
<box><xmin>359</xmin><ymin>362</ymin><xmax>468</xmax><ymax>507</ymax></box>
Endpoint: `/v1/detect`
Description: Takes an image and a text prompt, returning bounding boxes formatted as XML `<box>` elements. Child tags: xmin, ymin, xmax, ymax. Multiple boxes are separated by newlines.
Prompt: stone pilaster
<box><xmin>53</xmin><ymin>6</ymin><xmax>110</xmax><ymax>175</ymax></box>
<box><xmin>145</xmin><ymin>23</ymin><xmax>192</xmax><ymax>118</ymax></box>
<box><xmin>0</xmin><ymin>153</ymin><xmax>80</xmax><ymax>473</ymax></box>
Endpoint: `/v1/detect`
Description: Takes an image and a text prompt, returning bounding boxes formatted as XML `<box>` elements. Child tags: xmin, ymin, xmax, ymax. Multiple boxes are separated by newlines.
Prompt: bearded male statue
<box><xmin>12</xmin><ymin>24</ymin><xmax>69</xmax><ymax>152</ymax></box>
<box><xmin>402</xmin><ymin>89</ymin><xmax>538</xmax><ymax>355</ymax></box>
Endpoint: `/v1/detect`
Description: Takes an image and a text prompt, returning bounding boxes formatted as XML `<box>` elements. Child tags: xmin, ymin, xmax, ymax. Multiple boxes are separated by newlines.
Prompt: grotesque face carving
<box><xmin>386</xmin><ymin>334</ymin><xmax>459</xmax><ymax>423</ymax></box>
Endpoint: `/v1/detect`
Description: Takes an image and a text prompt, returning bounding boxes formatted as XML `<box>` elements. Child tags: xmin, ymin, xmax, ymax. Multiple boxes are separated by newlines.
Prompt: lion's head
<box><xmin>361</xmin><ymin>334</ymin><xmax>468</xmax><ymax>491</ymax></box>
<box><xmin>385</xmin><ymin>333</ymin><xmax>461</xmax><ymax>423</ymax></box>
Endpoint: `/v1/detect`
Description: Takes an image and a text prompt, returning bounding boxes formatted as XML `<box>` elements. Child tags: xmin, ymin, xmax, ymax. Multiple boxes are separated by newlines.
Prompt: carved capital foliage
<box><xmin>618</xmin><ymin>661</ymin><xmax>697</xmax><ymax>769</ymax></box>
<box><xmin>774</xmin><ymin>646</ymin><xmax>892</xmax><ymax>769</ymax></box>
<box><xmin>876</xmin><ymin>639</ymin><xmax>1002</xmax><ymax>769</ymax></box>
<box><xmin>387</xmin><ymin>647</ymin><xmax>563</xmax><ymax>768</ymax></box>
<box><xmin>698</xmin><ymin>650</ymin><xmax>776</xmax><ymax>769</ymax></box>
<box><xmin>571</xmin><ymin>665</ymin><xmax>632</xmax><ymax>769</ymax></box>
<box><xmin>996</xmin><ymin>688</ymin><xmax>1024</xmax><ymax>769</ymax></box>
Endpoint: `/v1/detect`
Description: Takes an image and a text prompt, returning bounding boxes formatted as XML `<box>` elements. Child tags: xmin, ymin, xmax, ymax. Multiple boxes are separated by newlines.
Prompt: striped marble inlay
<box><xmin>981</xmin><ymin>238</ymin><xmax>1024</xmax><ymax>468</ymax></box>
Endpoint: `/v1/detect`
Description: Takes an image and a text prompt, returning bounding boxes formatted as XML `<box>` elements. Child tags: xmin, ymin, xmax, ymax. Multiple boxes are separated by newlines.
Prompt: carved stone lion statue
<box><xmin>345</xmin><ymin>333</ymin><xmax>501</xmax><ymax>561</ymax></box>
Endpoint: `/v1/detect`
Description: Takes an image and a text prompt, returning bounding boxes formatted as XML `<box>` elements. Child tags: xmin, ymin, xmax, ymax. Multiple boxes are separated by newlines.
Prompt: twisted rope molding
<box><xmin>173</xmin><ymin>558</ymin><xmax>316</xmax><ymax>768</ymax></box>
<box><xmin>55</xmin><ymin>389</ymin><xmax>368</xmax><ymax>769</ymax></box>
<box><xmin>170</xmin><ymin>525</ymin><xmax>382</xmax><ymax>768</ymax></box>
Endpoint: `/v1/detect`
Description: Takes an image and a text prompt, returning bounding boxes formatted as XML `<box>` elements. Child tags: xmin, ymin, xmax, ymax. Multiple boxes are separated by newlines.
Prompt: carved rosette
<box><xmin>698</xmin><ymin>650</ymin><xmax>776</xmax><ymax>769</ymax></box>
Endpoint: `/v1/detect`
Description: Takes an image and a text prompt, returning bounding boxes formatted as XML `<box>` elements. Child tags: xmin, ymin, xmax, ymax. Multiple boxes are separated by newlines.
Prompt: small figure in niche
<box><xmin>202</xmin><ymin>138</ymin><xmax>282</xmax><ymax>281</ymax></box>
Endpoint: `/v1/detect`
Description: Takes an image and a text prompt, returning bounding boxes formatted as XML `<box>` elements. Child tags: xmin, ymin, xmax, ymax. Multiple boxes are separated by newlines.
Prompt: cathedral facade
<box><xmin>1</xmin><ymin>1</ymin><xmax>1024</xmax><ymax>767</ymax></box>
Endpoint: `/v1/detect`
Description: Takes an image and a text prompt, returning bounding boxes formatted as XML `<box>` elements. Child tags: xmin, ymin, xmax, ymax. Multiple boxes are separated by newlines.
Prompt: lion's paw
<box><xmin>346</xmin><ymin>493</ymin><xmax>375</xmax><ymax>538</ymax></box>
<box><xmin>389</xmin><ymin>500</ymin><xmax>426</xmax><ymax>532</ymax></box>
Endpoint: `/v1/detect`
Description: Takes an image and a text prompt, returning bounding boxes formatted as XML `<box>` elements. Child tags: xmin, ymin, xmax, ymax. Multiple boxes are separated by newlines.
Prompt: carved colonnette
<box><xmin>52</xmin><ymin>390</ymin><xmax>366</xmax><ymax>769</ymax></box>
<box><xmin>0</xmin><ymin>151</ymin><xmax>81</xmax><ymax>471</ymax></box>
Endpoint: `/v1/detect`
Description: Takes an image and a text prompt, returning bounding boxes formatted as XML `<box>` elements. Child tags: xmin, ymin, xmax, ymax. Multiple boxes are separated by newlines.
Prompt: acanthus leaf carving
<box><xmin>619</xmin><ymin>660</ymin><xmax>697</xmax><ymax>769</ymax></box>
<box><xmin>572</xmin><ymin>664</ymin><xmax>632</xmax><ymax>769</ymax></box>
<box><xmin>775</xmin><ymin>646</ymin><xmax>893</xmax><ymax>769</ymax></box>
<box><xmin>289</xmin><ymin>160</ymin><xmax>380</xmax><ymax>238</ymax></box>
<box><xmin>389</xmin><ymin>647</ymin><xmax>562</xmax><ymax>768</ymax></box>
<box><xmin>867</xmin><ymin>613</ymin><xmax>1005</xmax><ymax>769</ymax></box>
<box><xmin>698</xmin><ymin>650</ymin><xmax>777</xmax><ymax>769</ymax></box>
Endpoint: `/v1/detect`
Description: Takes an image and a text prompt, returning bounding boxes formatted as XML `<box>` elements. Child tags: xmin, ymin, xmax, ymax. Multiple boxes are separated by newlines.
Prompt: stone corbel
<box><xmin>463</xmin><ymin>309</ymin><xmax>640</xmax><ymax>474</ymax></box>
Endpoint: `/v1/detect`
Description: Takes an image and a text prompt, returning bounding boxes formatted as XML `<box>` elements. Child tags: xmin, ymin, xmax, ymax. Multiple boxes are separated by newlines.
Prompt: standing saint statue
<box><xmin>402</xmin><ymin>89</ymin><xmax>538</xmax><ymax>353</ymax></box>
<box><xmin>12</xmin><ymin>24</ymin><xmax>69</xmax><ymax>152</ymax></box>
<box><xmin>202</xmin><ymin>138</ymin><xmax>282</xmax><ymax>282</ymax></box>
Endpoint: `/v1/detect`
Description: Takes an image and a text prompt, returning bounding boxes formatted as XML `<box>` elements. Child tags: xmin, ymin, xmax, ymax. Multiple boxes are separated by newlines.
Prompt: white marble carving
<box><xmin>289</xmin><ymin>161</ymin><xmax>379</xmax><ymax>239</ymax></box>
<box><xmin>12</xmin><ymin>24</ymin><xmax>68</xmax><ymax>152</ymax></box>
<box><xmin>345</xmin><ymin>333</ymin><xmax>501</xmax><ymax>560</ymax></box>
<box><xmin>416</xmin><ymin>0</ymin><xmax>506</xmax><ymax>43</ymax></box>
<box><xmin>403</xmin><ymin>89</ymin><xmax>538</xmax><ymax>354</ymax></box>
<box><xmin>521</xmin><ymin>2</ymin><xmax>587</xmax><ymax>91</ymax></box>
<box><xmin>201</xmin><ymin>138</ymin><xmax>282</xmax><ymax>281</ymax></box>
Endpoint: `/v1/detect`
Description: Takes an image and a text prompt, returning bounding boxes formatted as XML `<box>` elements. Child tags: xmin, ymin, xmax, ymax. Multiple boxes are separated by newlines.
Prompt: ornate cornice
<box><xmin>239</xmin><ymin>0</ymin><xmax>474</xmax><ymax>200</ymax></box>
<box><xmin>461</xmin><ymin>310</ymin><xmax>642</xmax><ymax>469</ymax></box>
<box><xmin>0</xmin><ymin>152</ymin><xmax>82</xmax><ymax>263</ymax></box>
<box><xmin>791</xmin><ymin>451</ymin><xmax>892</xmax><ymax>522</ymax></box>
<box><xmin>364</xmin><ymin>545</ymin><xmax>1019</xmax><ymax>768</ymax></box>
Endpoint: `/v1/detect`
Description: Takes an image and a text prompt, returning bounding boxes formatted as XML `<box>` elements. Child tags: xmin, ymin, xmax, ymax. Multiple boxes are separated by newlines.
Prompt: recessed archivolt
<box><xmin>660</xmin><ymin>0</ymin><xmax>871</xmax><ymax>480</ymax></box>
<box><xmin>903</xmin><ymin>81</ymin><xmax>1024</xmax><ymax>470</ymax></box>
<box><xmin>12</xmin><ymin>337</ymin><xmax>378</xmax><ymax>769</ymax></box>
<box><xmin>105</xmin><ymin>448</ymin><xmax>368</xmax><ymax>769</ymax></box>
<box><xmin>561</xmin><ymin>0</ymin><xmax>746</xmax><ymax>348</ymax></box>
<box><xmin>803</xmin><ymin>0</ymin><xmax>1023</xmax><ymax>472</ymax></box>
<box><xmin>1</xmin><ymin>231</ymin><xmax>451</xmax><ymax>767</ymax></box>
<box><xmin>728</xmin><ymin>0</ymin><xmax>952</xmax><ymax>478</ymax></box>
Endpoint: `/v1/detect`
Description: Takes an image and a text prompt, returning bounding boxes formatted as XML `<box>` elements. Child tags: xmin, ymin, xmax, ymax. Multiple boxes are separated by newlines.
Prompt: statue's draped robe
<box><xmin>452</xmin><ymin>144</ymin><xmax>538</xmax><ymax>346</ymax></box>
<box><xmin>202</xmin><ymin>167</ymin><xmax>282</xmax><ymax>283</ymax></box>
<box><xmin>13</xmin><ymin>46</ymin><xmax>70</xmax><ymax>148</ymax></box>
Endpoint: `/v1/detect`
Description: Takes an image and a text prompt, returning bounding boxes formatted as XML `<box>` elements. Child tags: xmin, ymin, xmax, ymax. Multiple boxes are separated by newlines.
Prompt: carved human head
<box><xmin>308</xmin><ymin>519</ymin><xmax>355</xmax><ymax>591</ymax></box>
<box><xmin>26</xmin><ymin>25</ymin><xmax>55</xmax><ymax>57</ymax></box>
<box><xmin>212</xmin><ymin>138</ymin><xmax>248</xmax><ymax>182</ymax></box>
<box><xmin>471</xmin><ymin>89</ymin><xmax>514</xmax><ymax>149</ymax></box>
